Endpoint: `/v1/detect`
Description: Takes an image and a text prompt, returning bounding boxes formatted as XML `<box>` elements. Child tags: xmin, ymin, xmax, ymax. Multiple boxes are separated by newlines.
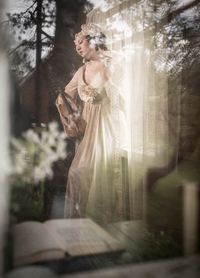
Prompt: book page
<box><xmin>14</xmin><ymin>221</ymin><xmax>65</xmax><ymax>266</ymax></box>
<box><xmin>5</xmin><ymin>266</ymin><xmax>57</xmax><ymax>278</ymax></box>
<box><xmin>15</xmin><ymin>250</ymin><xmax>65</xmax><ymax>267</ymax></box>
<box><xmin>45</xmin><ymin>218</ymin><xmax>124</xmax><ymax>256</ymax></box>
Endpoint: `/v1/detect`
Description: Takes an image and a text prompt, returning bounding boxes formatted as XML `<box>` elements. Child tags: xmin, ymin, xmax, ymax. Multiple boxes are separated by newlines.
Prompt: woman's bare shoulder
<box><xmin>77</xmin><ymin>65</ymin><xmax>84</xmax><ymax>72</ymax></box>
<box><xmin>70</xmin><ymin>65</ymin><xmax>84</xmax><ymax>78</ymax></box>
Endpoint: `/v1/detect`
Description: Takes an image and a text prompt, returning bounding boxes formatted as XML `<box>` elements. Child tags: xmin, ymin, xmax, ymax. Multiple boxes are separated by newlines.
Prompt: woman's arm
<box><xmin>64</xmin><ymin>68</ymin><xmax>80</xmax><ymax>100</ymax></box>
<box><xmin>55</xmin><ymin>68</ymin><xmax>81</xmax><ymax>116</ymax></box>
<box><xmin>55</xmin><ymin>68</ymin><xmax>82</xmax><ymax>138</ymax></box>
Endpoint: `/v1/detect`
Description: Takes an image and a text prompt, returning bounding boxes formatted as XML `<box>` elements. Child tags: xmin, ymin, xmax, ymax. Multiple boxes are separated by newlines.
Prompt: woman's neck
<box><xmin>86</xmin><ymin>49</ymin><xmax>105</xmax><ymax>62</ymax></box>
<box><xmin>88</xmin><ymin>54</ymin><xmax>100</xmax><ymax>62</ymax></box>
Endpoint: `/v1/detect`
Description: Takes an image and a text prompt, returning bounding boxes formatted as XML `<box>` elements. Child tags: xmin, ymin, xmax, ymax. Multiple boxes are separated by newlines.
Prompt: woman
<box><xmin>56</xmin><ymin>23</ymin><xmax>126</xmax><ymax>224</ymax></box>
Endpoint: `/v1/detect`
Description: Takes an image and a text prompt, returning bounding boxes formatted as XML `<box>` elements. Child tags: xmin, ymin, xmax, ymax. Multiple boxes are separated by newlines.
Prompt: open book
<box><xmin>13</xmin><ymin>218</ymin><xmax>124</xmax><ymax>267</ymax></box>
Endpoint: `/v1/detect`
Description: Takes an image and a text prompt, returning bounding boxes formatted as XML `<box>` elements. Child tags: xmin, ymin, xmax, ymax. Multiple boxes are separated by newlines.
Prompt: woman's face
<box><xmin>74</xmin><ymin>33</ymin><xmax>93</xmax><ymax>58</ymax></box>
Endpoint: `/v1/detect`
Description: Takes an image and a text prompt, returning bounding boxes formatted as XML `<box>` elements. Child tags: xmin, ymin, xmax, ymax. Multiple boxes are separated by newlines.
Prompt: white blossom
<box><xmin>10</xmin><ymin>121</ymin><xmax>67</xmax><ymax>185</ymax></box>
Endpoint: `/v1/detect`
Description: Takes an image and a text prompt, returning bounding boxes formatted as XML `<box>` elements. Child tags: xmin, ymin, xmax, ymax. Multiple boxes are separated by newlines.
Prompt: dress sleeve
<box><xmin>55</xmin><ymin>68</ymin><xmax>81</xmax><ymax>137</ymax></box>
<box><xmin>64</xmin><ymin>69</ymin><xmax>80</xmax><ymax>99</ymax></box>
<box><xmin>55</xmin><ymin>69</ymin><xmax>80</xmax><ymax>108</ymax></box>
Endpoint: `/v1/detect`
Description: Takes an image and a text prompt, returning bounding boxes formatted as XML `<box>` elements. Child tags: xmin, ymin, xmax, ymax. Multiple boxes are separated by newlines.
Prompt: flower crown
<box><xmin>81</xmin><ymin>23</ymin><xmax>102</xmax><ymax>37</ymax></box>
<box><xmin>74</xmin><ymin>23</ymin><xmax>104</xmax><ymax>44</ymax></box>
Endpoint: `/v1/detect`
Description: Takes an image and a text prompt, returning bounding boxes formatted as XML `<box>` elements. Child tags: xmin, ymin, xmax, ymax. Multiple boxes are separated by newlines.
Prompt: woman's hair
<box><xmin>74</xmin><ymin>24</ymin><xmax>108</xmax><ymax>52</ymax></box>
<box><xmin>85</xmin><ymin>32</ymin><xmax>108</xmax><ymax>51</ymax></box>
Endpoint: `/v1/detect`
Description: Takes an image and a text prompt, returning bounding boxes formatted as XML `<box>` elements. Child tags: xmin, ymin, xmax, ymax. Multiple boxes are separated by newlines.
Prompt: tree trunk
<box><xmin>45</xmin><ymin>0</ymin><xmax>86</xmax><ymax>105</ymax></box>
<box><xmin>35</xmin><ymin>0</ymin><xmax>43</xmax><ymax>125</ymax></box>
<box><xmin>21</xmin><ymin>0</ymin><xmax>87</xmax><ymax>123</ymax></box>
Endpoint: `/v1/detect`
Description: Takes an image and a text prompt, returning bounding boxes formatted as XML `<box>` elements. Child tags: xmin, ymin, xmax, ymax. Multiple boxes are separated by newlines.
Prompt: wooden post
<box><xmin>183</xmin><ymin>182</ymin><xmax>199</xmax><ymax>255</ymax></box>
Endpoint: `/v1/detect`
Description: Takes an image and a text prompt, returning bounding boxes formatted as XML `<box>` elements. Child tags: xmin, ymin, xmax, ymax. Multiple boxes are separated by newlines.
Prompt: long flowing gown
<box><xmin>56</xmin><ymin>63</ymin><xmax>127</xmax><ymax>224</ymax></box>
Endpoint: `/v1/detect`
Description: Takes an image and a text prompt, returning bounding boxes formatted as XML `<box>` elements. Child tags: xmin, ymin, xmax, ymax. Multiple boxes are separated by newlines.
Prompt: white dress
<box><xmin>56</xmin><ymin>64</ymin><xmax>127</xmax><ymax>224</ymax></box>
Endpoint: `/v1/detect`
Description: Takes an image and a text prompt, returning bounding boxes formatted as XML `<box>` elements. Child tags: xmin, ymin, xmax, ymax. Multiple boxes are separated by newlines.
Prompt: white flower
<box><xmin>55</xmin><ymin>140</ymin><xmax>67</xmax><ymax>159</ymax></box>
<box><xmin>10</xmin><ymin>121</ymin><xmax>67</xmax><ymax>185</ymax></box>
<box><xmin>22</xmin><ymin>129</ymin><xmax>40</xmax><ymax>143</ymax></box>
<box><xmin>81</xmin><ymin>23</ymin><xmax>102</xmax><ymax>37</ymax></box>
<box><xmin>48</xmin><ymin>121</ymin><xmax>60</xmax><ymax>135</ymax></box>
<box><xmin>89</xmin><ymin>39</ymin><xmax>96</xmax><ymax>48</ymax></box>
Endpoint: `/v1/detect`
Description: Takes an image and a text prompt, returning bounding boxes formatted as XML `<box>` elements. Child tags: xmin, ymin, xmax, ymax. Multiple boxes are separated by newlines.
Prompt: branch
<box><xmin>41</xmin><ymin>29</ymin><xmax>54</xmax><ymax>41</ymax></box>
<box><xmin>29</xmin><ymin>10</ymin><xmax>54</xmax><ymax>42</ymax></box>
<box><xmin>8</xmin><ymin>40</ymin><xmax>36</xmax><ymax>55</ymax></box>
<box><xmin>20</xmin><ymin>0</ymin><xmax>37</xmax><ymax>16</ymax></box>
<box><xmin>9</xmin><ymin>42</ymin><xmax>27</xmax><ymax>55</ymax></box>
<box><xmin>159</xmin><ymin>0</ymin><xmax>200</xmax><ymax>27</ymax></box>
<box><xmin>8</xmin><ymin>39</ymin><xmax>53</xmax><ymax>56</ymax></box>
<box><xmin>0</xmin><ymin>19</ymin><xmax>9</xmax><ymax>25</ymax></box>
<box><xmin>102</xmin><ymin>0</ymin><xmax>200</xmax><ymax>31</ymax></box>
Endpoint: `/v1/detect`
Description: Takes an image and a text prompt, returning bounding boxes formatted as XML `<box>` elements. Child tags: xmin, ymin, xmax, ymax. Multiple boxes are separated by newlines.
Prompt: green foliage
<box><xmin>117</xmin><ymin>228</ymin><xmax>182</xmax><ymax>264</ymax></box>
<box><xmin>9</xmin><ymin>122</ymin><xmax>67</xmax><ymax>222</ymax></box>
<box><xmin>10</xmin><ymin>185</ymin><xmax>44</xmax><ymax>223</ymax></box>
<box><xmin>131</xmin><ymin>229</ymin><xmax>182</xmax><ymax>261</ymax></box>
<box><xmin>147</xmin><ymin>160</ymin><xmax>200</xmax><ymax>242</ymax></box>
<box><xmin>7</xmin><ymin>0</ymin><xmax>56</xmax><ymax>79</ymax></box>
<box><xmin>10</xmin><ymin>122</ymin><xmax>67</xmax><ymax>185</ymax></box>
